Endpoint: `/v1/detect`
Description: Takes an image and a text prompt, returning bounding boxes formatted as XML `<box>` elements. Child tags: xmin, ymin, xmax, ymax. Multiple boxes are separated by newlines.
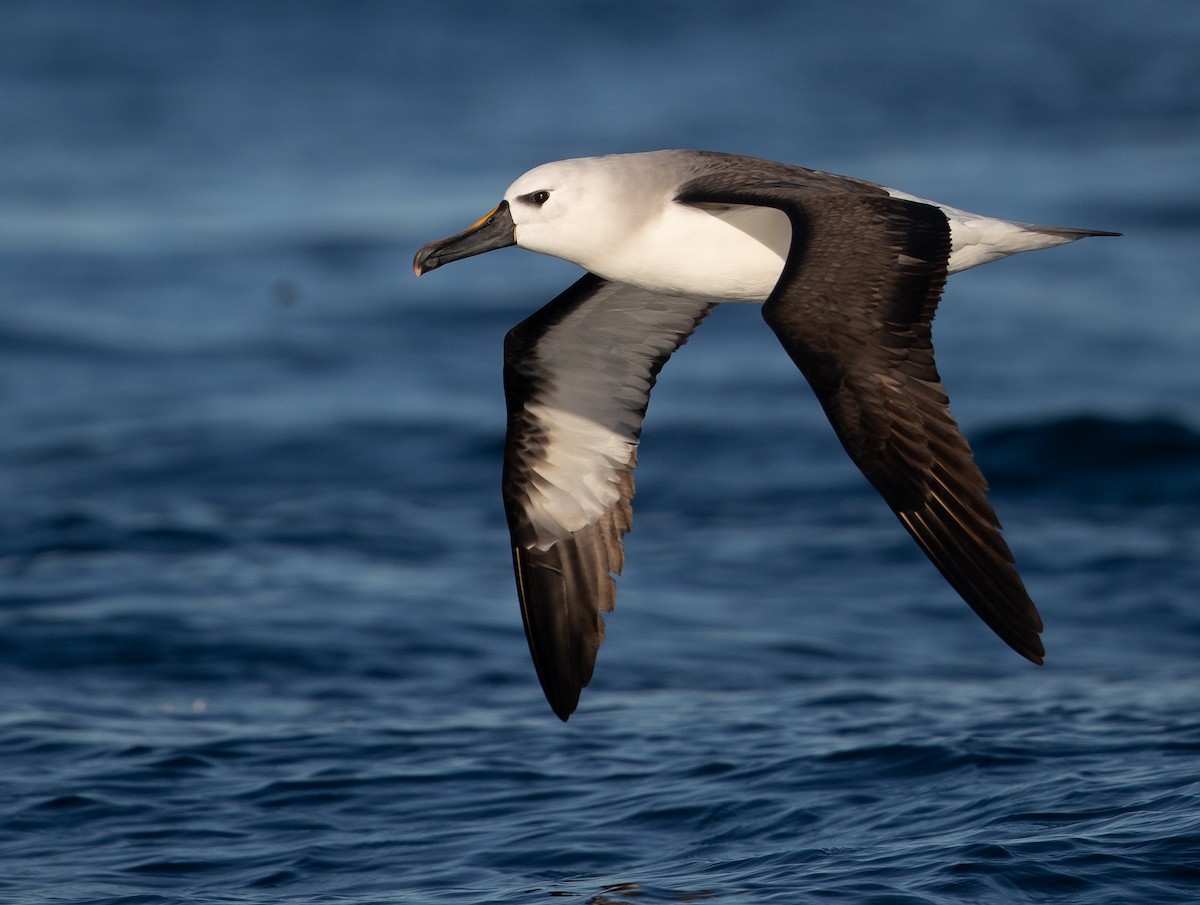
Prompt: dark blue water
<box><xmin>2</xmin><ymin>1</ymin><xmax>1199</xmax><ymax>902</ymax></box>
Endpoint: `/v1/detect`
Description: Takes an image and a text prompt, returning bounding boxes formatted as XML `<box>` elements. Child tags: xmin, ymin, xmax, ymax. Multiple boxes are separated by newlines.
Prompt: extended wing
<box><xmin>678</xmin><ymin>173</ymin><xmax>1045</xmax><ymax>663</ymax></box>
<box><xmin>502</xmin><ymin>273</ymin><xmax>714</xmax><ymax>719</ymax></box>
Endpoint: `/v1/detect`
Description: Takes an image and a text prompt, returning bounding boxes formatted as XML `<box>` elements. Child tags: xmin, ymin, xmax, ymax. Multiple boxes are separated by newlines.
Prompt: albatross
<box><xmin>413</xmin><ymin>150</ymin><xmax>1118</xmax><ymax>721</ymax></box>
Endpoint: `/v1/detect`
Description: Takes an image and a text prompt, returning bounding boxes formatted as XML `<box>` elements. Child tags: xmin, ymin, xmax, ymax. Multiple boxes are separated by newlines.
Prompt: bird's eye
<box><xmin>528</xmin><ymin>190</ymin><xmax>550</xmax><ymax>206</ymax></box>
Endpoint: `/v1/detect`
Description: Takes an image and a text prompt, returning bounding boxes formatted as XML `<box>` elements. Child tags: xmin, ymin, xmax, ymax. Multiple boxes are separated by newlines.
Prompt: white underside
<box><xmin>584</xmin><ymin>203</ymin><xmax>790</xmax><ymax>301</ymax></box>
<box><xmin>516</xmin><ymin>286</ymin><xmax>713</xmax><ymax>549</ymax></box>
<box><xmin>524</xmin><ymin>401</ymin><xmax>630</xmax><ymax>545</ymax></box>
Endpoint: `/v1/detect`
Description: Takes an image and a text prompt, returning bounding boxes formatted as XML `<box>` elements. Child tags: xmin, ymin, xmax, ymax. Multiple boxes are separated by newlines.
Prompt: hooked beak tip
<box><xmin>412</xmin><ymin>244</ymin><xmax>439</xmax><ymax>278</ymax></box>
<box><xmin>412</xmin><ymin>200</ymin><xmax>515</xmax><ymax>280</ymax></box>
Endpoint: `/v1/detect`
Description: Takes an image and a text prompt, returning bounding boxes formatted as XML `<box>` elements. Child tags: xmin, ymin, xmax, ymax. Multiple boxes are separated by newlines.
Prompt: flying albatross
<box><xmin>413</xmin><ymin>150</ymin><xmax>1118</xmax><ymax>721</ymax></box>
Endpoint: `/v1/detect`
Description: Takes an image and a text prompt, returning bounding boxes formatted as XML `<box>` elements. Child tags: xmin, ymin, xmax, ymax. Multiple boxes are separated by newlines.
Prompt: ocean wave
<box><xmin>975</xmin><ymin>414</ymin><xmax>1200</xmax><ymax>505</ymax></box>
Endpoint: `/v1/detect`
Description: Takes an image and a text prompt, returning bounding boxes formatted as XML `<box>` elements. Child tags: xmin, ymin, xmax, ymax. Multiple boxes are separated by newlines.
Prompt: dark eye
<box><xmin>528</xmin><ymin>190</ymin><xmax>550</xmax><ymax>206</ymax></box>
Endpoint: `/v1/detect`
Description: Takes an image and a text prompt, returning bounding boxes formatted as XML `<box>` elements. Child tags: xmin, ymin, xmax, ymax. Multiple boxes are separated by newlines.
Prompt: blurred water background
<box><xmin>1</xmin><ymin>1</ymin><xmax>1198</xmax><ymax>902</ymax></box>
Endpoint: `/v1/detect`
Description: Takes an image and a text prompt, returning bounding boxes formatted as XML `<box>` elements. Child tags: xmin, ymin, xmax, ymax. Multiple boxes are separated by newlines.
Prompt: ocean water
<box><xmin>2</xmin><ymin>1</ymin><xmax>1199</xmax><ymax>902</ymax></box>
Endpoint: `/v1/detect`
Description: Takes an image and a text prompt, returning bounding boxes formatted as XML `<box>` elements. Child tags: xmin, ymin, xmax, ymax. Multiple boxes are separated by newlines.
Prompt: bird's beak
<box><xmin>413</xmin><ymin>200</ymin><xmax>517</xmax><ymax>276</ymax></box>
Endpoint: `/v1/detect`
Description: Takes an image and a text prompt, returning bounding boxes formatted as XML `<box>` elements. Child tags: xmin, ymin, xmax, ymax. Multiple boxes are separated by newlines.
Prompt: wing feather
<box><xmin>503</xmin><ymin>274</ymin><xmax>714</xmax><ymax>719</ymax></box>
<box><xmin>678</xmin><ymin>175</ymin><xmax>1045</xmax><ymax>663</ymax></box>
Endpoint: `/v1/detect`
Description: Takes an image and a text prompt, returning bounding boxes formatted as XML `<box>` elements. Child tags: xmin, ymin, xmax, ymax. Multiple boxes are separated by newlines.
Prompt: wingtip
<box><xmin>1014</xmin><ymin>632</ymin><xmax>1045</xmax><ymax>666</ymax></box>
<box><xmin>548</xmin><ymin>678</ymin><xmax>584</xmax><ymax>721</ymax></box>
<box><xmin>547</xmin><ymin>689</ymin><xmax>578</xmax><ymax>722</ymax></box>
<box><xmin>996</xmin><ymin>616</ymin><xmax>1045</xmax><ymax>666</ymax></box>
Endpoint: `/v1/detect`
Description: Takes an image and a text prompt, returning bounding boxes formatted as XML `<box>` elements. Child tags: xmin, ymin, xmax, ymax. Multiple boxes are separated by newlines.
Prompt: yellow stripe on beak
<box><xmin>469</xmin><ymin>204</ymin><xmax>502</xmax><ymax>231</ymax></box>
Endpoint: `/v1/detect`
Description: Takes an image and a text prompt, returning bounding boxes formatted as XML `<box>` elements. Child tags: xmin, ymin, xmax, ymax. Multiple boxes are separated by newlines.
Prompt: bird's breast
<box><xmin>590</xmin><ymin>202</ymin><xmax>791</xmax><ymax>302</ymax></box>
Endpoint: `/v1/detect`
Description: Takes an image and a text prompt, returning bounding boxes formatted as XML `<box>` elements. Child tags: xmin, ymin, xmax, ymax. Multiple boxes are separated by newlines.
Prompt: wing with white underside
<box><xmin>502</xmin><ymin>273</ymin><xmax>714</xmax><ymax>720</ymax></box>
<box><xmin>677</xmin><ymin>169</ymin><xmax>1046</xmax><ymax>664</ymax></box>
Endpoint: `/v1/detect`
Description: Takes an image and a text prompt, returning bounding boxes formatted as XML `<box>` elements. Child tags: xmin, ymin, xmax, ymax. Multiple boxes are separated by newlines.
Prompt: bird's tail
<box><xmin>1020</xmin><ymin>223</ymin><xmax>1122</xmax><ymax>241</ymax></box>
<box><xmin>942</xmin><ymin>214</ymin><xmax>1121</xmax><ymax>273</ymax></box>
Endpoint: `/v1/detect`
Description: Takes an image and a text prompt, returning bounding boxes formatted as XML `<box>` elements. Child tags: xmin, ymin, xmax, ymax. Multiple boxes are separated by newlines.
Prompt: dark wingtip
<box><xmin>1006</xmin><ymin>626</ymin><xmax>1044</xmax><ymax>666</ymax></box>
<box><xmin>1023</xmin><ymin>639</ymin><xmax>1046</xmax><ymax>666</ymax></box>
<box><xmin>552</xmin><ymin>703</ymin><xmax>573</xmax><ymax>723</ymax></box>
<box><xmin>1023</xmin><ymin>648</ymin><xmax>1046</xmax><ymax>667</ymax></box>
<box><xmin>545</xmin><ymin>680</ymin><xmax>581</xmax><ymax>722</ymax></box>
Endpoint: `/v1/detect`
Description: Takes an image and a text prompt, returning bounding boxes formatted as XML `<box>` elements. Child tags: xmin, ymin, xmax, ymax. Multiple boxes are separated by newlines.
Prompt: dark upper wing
<box><xmin>503</xmin><ymin>273</ymin><xmax>715</xmax><ymax>720</ymax></box>
<box><xmin>678</xmin><ymin>175</ymin><xmax>1045</xmax><ymax>663</ymax></box>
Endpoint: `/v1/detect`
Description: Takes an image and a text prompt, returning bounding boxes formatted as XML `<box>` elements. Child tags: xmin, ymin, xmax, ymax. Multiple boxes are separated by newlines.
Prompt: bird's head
<box><xmin>413</xmin><ymin>155</ymin><xmax>652</xmax><ymax>277</ymax></box>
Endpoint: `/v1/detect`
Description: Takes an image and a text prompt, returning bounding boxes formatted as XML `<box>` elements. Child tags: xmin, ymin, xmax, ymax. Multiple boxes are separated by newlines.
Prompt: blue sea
<box><xmin>2</xmin><ymin>1</ymin><xmax>1199</xmax><ymax>902</ymax></box>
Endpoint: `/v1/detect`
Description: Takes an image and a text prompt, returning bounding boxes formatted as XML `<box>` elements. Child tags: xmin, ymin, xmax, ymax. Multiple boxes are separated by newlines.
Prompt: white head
<box><xmin>502</xmin><ymin>155</ymin><xmax>661</xmax><ymax>268</ymax></box>
<box><xmin>414</xmin><ymin>153</ymin><xmax>674</xmax><ymax>278</ymax></box>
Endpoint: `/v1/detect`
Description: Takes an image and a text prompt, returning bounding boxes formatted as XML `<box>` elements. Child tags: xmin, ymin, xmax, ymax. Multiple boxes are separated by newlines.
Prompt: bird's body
<box><xmin>414</xmin><ymin>150</ymin><xmax>1118</xmax><ymax>721</ymax></box>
